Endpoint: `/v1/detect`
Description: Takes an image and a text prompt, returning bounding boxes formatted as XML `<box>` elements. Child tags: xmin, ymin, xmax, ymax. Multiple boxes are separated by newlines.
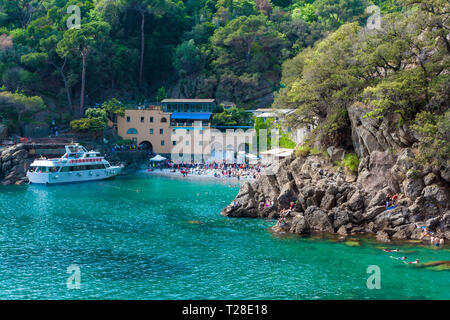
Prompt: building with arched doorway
<box><xmin>116</xmin><ymin>107</ymin><xmax>173</xmax><ymax>156</ymax></box>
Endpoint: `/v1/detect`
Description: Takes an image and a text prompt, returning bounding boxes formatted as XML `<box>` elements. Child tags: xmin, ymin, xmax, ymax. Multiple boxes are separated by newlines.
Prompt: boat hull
<box><xmin>27</xmin><ymin>167</ymin><xmax>122</xmax><ymax>185</ymax></box>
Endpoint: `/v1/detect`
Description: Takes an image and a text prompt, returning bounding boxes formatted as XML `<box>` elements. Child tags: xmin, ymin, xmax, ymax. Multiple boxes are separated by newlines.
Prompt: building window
<box><xmin>186</xmin><ymin>140</ymin><xmax>189</xmax><ymax>146</ymax></box>
<box><xmin>161</xmin><ymin>117</ymin><xmax>167</xmax><ymax>123</ymax></box>
<box><xmin>160</xmin><ymin>129</ymin><xmax>163</xmax><ymax>134</ymax></box>
<box><xmin>161</xmin><ymin>140</ymin><xmax>165</xmax><ymax>146</ymax></box>
<box><xmin>150</xmin><ymin>129</ymin><xmax>153</xmax><ymax>134</ymax></box>
<box><xmin>126</xmin><ymin>116</ymin><xmax>130</xmax><ymax>122</ymax></box>
<box><xmin>199</xmin><ymin>141</ymin><xmax>203</xmax><ymax>146</ymax></box>
<box><xmin>150</xmin><ymin>117</ymin><xmax>154</xmax><ymax>123</ymax></box>
<box><xmin>127</xmin><ymin>128</ymin><xmax>138</xmax><ymax>134</ymax></box>
<box><xmin>140</xmin><ymin>116</ymin><xmax>144</xmax><ymax>123</ymax></box>
<box><xmin>172</xmin><ymin>141</ymin><xmax>176</xmax><ymax>146</ymax></box>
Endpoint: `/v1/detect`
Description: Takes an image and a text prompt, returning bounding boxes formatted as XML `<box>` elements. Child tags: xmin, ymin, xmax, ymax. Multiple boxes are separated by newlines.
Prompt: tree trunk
<box><xmin>18</xmin><ymin>112</ymin><xmax>23</xmax><ymax>137</ymax></box>
<box><xmin>58</xmin><ymin>57</ymin><xmax>73</xmax><ymax>114</ymax></box>
<box><xmin>139</xmin><ymin>11</ymin><xmax>145</xmax><ymax>87</ymax></box>
<box><xmin>80</xmin><ymin>48</ymin><xmax>87</xmax><ymax>116</ymax></box>
<box><xmin>50</xmin><ymin>58</ymin><xmax>73</xmax><ymax>114</ymax></box>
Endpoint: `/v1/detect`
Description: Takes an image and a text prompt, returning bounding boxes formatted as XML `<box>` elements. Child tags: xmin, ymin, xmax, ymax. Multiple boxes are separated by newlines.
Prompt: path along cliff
<box><xmin>221</xmin><ymin>104</ymin><xmax>450</xmax><ymax>243</ymax></box>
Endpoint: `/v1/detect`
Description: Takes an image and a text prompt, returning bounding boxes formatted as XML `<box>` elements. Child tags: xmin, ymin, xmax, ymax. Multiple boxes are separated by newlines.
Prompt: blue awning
<box><xmin>170</xmin><ymin>112</ymin><xmax>212</xmax><ymax>120</ymax></box>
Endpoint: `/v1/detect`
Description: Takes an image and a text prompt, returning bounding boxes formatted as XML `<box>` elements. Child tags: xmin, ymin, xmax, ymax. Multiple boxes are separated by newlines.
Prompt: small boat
<box><xmin>27</xmin><ymin>144</ymin><xmax>123</xmax><ymax>185</ymax></box>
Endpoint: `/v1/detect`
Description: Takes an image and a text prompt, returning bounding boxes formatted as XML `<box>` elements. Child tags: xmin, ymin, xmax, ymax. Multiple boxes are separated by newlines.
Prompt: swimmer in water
<box><xmin>383</xmin><ymin>249</ymin><xmax>399</xmax><ymax>253</ymax></box>
<box><xmin>404</xmin><ymin>259</ymin><xmax>420</xmax><ymax>265</ymax></box>
<box><xmin>390</xmin><ymin>256</ymin><xmax>407</xmax><ymax>260</ymax></box>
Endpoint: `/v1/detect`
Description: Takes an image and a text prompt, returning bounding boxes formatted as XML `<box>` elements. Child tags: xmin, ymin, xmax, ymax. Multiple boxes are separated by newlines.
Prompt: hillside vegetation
<box><xmin>0</xmin><ymin>0</ymin><xmax>400</xmax><ymax>132</ymax></box>
<box><xmin>275</xmin><ymin>0</ymin><xmax>449</xmax><ymax>167</ymax></box>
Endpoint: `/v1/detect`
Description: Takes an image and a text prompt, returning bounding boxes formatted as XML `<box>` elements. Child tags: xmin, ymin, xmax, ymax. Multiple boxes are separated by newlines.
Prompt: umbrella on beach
<box><xmin>150</xmin><ymin>154</ymin><xmax>166</xmax><ymax>161</ymax></box>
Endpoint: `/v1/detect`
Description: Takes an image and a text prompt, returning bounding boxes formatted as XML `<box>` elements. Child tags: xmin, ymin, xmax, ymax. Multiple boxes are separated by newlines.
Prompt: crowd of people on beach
<box><xmin>149</xmin><ymin>161</ymin><xmax>267</xmax><ymax>180</ymax></box>
<box><xmin>111</xmin><ymin>143</ymin><xmax>148</xmax><ymax>152</ymax></box>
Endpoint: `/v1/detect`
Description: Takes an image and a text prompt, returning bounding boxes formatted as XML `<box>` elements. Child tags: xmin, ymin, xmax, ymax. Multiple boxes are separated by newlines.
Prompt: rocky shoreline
<box><xmin>0</xmin><ymin>144</ymin><xmax>32</xmax><ymax>186</ymax></box>
<box><xmin>221</xmin><ymin>149</ymin><xmax>450</xmax><ymax>243</ymax></box>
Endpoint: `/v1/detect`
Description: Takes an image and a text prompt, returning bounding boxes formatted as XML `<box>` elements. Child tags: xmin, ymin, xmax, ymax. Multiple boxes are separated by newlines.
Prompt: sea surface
<box><xmin>0</xmin><ymin>174</ymin><xmax>449</xmax><ymax>299</ymax></box>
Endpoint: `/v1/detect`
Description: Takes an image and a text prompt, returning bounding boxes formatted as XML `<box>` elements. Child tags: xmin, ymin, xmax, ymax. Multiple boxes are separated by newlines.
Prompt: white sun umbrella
<box><xmin>150</xmin><ymin>154</ymin><xmax>166</xmax><ymax>161</ymax></box>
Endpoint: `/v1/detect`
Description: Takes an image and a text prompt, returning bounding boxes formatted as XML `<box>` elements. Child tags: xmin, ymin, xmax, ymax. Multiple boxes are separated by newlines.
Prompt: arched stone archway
<box><xmin>139</xmin><ymin>141</ymin><xmax>153</xmax><ymax>151</ymax></box>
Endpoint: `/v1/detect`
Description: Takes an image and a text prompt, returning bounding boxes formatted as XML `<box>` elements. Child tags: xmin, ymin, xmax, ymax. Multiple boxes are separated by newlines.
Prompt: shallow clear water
<box><xmin>0</xmin><ymin>174</ymin><xmax>448</xmax><ymax>300</ymax></box>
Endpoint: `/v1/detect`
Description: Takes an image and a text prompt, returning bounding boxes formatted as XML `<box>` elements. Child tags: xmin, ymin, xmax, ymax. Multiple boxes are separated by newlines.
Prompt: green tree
<box><xmin>173</xmin><ymin>39</ymin><xmax>205</xmax><ymax>76</ymax></box>
<box><xmin>156</xmin><ymin>86</ymin><xmax>166</xmax><ymax>102</ymax></box>
<box><xmin>212</xmin><ymin>107</ymin><xmax>251</xmax><ymax>126</ymax></box>
<box><xmin>57</xmin><ymin>21</ymin><xmax>111</xmax><ymax>115</ymax></box>
<box><xmin>0</xmin><ymin>91</ymin><xmax>46</xmax><ymax>135</ymax></box>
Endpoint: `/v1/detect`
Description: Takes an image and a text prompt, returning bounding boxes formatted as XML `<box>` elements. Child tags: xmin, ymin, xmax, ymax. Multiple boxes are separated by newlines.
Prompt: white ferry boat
<box><xmin>27</xmin><ymin>144</ymin><xmax>123</xmax><ymax>185</ymax></box>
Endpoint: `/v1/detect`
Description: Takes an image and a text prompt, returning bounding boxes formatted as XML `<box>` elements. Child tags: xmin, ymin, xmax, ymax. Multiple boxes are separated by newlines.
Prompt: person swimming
<box><xmin>383</xmin><ymin>248</ymin><xmax>399</xmax><ymax>253</ymax></box>
<box><xmin>404</xmin><ymin>259</ymin><xmax>420</xmax><ymax>265</ymax></box>
<box><xmin>390</xmin><ymin>256</ymin><xmax>407</xmax><ymax>260</ymax></box>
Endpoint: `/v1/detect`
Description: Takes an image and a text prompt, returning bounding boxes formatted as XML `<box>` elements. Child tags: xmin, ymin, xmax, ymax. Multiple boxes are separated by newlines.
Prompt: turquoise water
<box><xmin>0</xmin><ymin>174</ymin><xmax>449</xmax><ymax>300</ymax></box>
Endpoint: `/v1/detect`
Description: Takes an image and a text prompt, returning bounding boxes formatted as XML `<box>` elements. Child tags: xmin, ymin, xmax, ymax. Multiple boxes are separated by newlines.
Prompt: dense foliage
<box><xmin>275</xmin><ymin>0</ymin><xmax>449</xmax><ymax>165</ymax></box>
<box><xmin>0</xmin><ymin>0</ymin><xmax>387</xmax><ymax>121</ymax></box>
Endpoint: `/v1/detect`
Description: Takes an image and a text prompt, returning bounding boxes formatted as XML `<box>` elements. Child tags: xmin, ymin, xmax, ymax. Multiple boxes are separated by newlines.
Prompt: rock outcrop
<box><xmin>0</xmin><ymin>144</ymin><xmax>31</xmax><ymax>185</ymax></box>
<box><xmin>221</xmin><ymin>103</ymin><xmax>450</xmax><ymax>242</ymax></box>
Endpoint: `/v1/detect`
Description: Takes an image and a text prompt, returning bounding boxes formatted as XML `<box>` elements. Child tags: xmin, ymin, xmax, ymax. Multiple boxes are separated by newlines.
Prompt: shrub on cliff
<box><xmin>342</xmin><ymin>153</ymin><xmax>360</xmax><ymax>173</ymax></box>
<box><xmin>71</xmin><ymin>98</ymin><xmax>124</xmax><ymax>133</ymax></box>
<box><xmin>70</xmin><ymin>117</ymin><xmax>106</xmax><ymax>133</ymax></box>
<box><xmin>412</xmin><ymin>111</ymin><xmax>450</xmax><ymax>166</ymax></box>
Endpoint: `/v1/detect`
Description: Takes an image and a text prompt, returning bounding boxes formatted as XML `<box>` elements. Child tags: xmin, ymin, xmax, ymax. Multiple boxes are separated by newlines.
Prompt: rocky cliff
<box><xmin>222</xmin><ymin>105</ymin><xmax>450</xmax><ymax>242</ymax></box>
<box><xmin>0</xmin><ymin>144</ymin><xmax>32</xmax><ymax>185</ymax></box>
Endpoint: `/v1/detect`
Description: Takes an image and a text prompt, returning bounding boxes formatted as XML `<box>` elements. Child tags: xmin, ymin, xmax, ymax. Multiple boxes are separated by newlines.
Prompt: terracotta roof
<box><xmin>161</xmin><ymin>99</ymin><xmax>215</xmax><ymax>103</ymax></box>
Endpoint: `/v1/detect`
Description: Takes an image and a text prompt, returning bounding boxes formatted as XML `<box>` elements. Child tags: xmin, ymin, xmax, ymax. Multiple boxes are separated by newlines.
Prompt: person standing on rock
<box><xmin>385</xmin><ymin>194</ymin><xmax>392</xmax><ymax>209</ymax></box>
<box><xmin>392</xmin><ymin>193</ymin><xmax>398</xmax><ymax>206</ymax></box>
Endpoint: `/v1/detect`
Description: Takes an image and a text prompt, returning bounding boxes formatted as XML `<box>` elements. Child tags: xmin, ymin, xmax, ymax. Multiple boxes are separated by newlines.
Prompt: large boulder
<box><xmin>348</xmin><ymin>190</ymin><xmax>364</xmax><ymax>211</ymax></box>
<box><xmin>332</xmin><ymin>209</ymin><xmax>351</xmax><ymax>229</ymax></box>
<box><xmin>403</xmin><ymin>170</ymin><xmax>424</xmax><ymax>200</ymax></box>
<box><xmin>289</xmin><ymin>214</ymin><xmax>310</xmax><ymax>235</ymax></box>
<box><xmin>362</xmin><ymin>206</ymin><xmax>386</xmax><ymax>221</ymax></box>
<box><xmin>320</xmin><ymin>192</ymin><xmax>336</xmax><ymax>210</ymax></box>
<box><xmin>422</xmin><ymin>185</ymin><xmax>449</xmax><ymax>211</ymax></box>
<box><xmin>357</xmin><ymin>151</ymin><xmax>398</xmax><ymax>197</ymax></box>
<box><xmin>277</xmin><ymin>181</ymin><xmax>298</xmax><ymax>209</ymax></box>
<box><xmin>376</xmin><ymin>230</ymin><xmax>391</xmax><ymax>243</ymax></box>
<box><xmin>303</xmin><ymin>206</ymin><xmax>334</xmax><ymax>233</ymax></box>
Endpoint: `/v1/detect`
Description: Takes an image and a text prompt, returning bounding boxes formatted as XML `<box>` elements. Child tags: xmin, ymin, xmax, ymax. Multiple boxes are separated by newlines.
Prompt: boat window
<box><xmin>67</xmin><ymin>164</ymin><xmax>107</xmax><ymax>171</ymax></box>
<box><xmin>60</xmin><ymin>167</ymin><xmax>70</xmax><ymax>172</ymax></box>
